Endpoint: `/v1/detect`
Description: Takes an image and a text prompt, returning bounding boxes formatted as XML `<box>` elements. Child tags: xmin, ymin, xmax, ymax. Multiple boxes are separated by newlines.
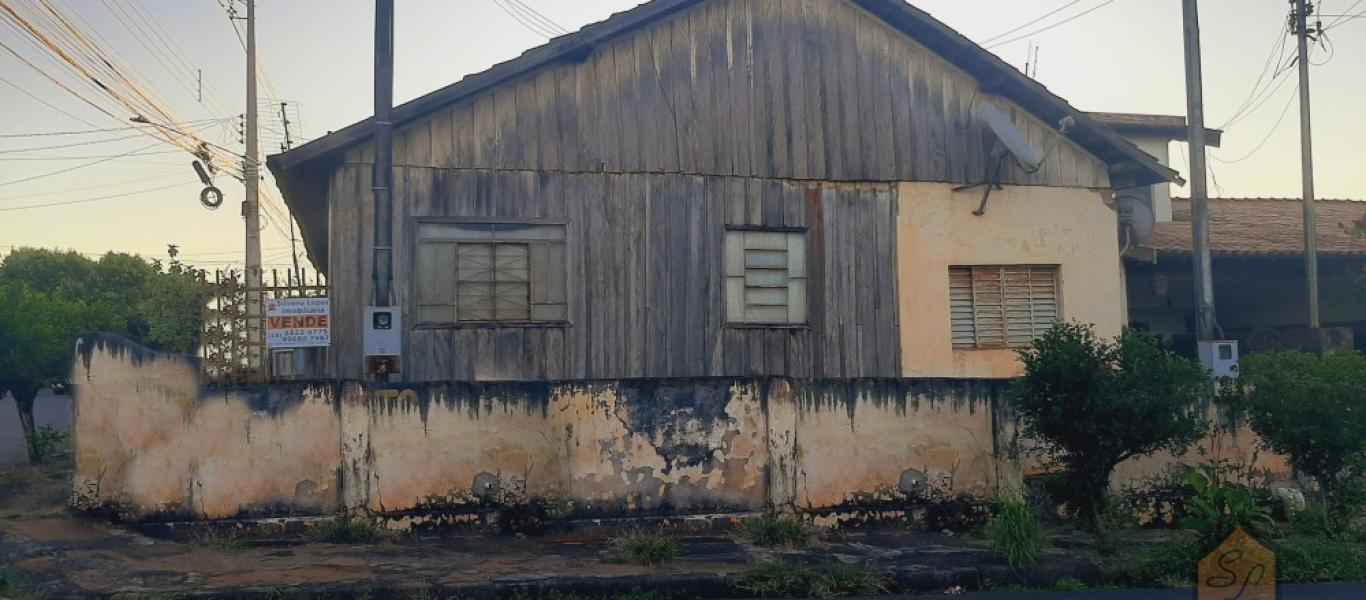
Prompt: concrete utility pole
<box><xmin>1294</xmin><ymin>0</ymin><xmax>1320</xmax><ymax>328</ymax></box>
<box><xmin>243</xmin><ymin>0</ymin><xmax>264</xmax><ymax>376</ymax></box>
<box><xmin>1182</xmin><ymin>0</ymin><xmax>1217</xmax><ymax>341</ymax></box>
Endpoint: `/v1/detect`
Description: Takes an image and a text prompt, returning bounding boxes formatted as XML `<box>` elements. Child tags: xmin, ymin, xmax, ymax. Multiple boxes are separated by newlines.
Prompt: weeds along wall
<box><xmin>69</xmin><ymin>334</ymin><xmax>1284</xmax><ymax>523</ymax></box>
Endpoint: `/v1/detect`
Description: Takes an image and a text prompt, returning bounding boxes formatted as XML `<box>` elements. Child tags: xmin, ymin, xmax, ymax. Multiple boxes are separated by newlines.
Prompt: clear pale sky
<box><xmin>2</xmin><ymin>0</ymin><xmax>1363</xmax><ymax>271</ymax></box>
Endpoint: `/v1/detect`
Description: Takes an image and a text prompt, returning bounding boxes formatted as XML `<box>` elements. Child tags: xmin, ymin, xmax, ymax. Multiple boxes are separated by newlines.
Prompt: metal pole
<box><xmin>1182</xmin><ymin>0</ymin><xmax>1217</xmax><ymax>341</ymax></box>
<box><xmin>243</xmin><ymin>0</ymin><xmax>264</xmax><ymax>376</ymax></box>
<box><xmin>1295</xmin><ymin>0</ymin><xmax>1320</xmax><ymax>328</ymax></box>
<box><xmin>372</xmin><ymin>0</ymin><xmax>394</xmax><ymax>308</ymax></box>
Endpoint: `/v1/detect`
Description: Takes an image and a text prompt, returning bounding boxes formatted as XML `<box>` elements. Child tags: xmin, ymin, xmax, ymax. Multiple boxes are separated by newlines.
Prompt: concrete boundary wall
<box><xmin>70</xmin><ymin>334</ymin><xmax>1282</xmax><ymax>523</ymax></box>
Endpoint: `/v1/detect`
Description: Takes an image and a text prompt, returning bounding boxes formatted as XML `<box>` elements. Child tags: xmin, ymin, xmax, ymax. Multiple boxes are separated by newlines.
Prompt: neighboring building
<box><xmin>269</xmin><ymin>0</ymin><xmax>1175</xmax><ymax>382</ymax></box>
<box><xmin>1089</xmin><ymin>112</ymin><xmax>1221</xmax><ymax>223</ymax></box>
<box><xmin>1127</xmin><ymin>197</ymin><xmax>1366</xmax><ymax>351</ymax></box>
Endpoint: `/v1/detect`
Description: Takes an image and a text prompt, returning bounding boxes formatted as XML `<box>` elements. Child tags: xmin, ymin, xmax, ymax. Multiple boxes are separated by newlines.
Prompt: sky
<box><xmin>1</xmin><ymin>0</ymin><xmax>1363</xmax><ymax>272</ymax></box>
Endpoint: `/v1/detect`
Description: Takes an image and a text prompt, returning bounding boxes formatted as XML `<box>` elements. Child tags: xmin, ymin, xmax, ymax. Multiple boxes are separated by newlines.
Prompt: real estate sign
<box><xmin>266</xmin><ymin>297</ymin><xmax>331</xmax><ymax>348</ymax></box>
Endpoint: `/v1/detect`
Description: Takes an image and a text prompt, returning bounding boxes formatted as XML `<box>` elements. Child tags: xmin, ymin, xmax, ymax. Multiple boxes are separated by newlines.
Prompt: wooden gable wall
<box><xmin>320</xmin><ymin>0</ymin><xmax>1115</xmax><ymax>381</ymax></box>
<box><xmin>344</xmin><ymin>0</ymin><xmax>1109</xmax><ymax>188</ymax></box>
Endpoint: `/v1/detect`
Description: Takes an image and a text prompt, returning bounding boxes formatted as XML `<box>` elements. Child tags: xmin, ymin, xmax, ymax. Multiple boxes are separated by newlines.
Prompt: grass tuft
<box><xmin>806</xmin><ymin>563</ymin><xmax>889</xmax><ymax>598</ymax></box>
<box><xmin>309</xmin><ymin>518</ymin><xmax>386</xmax><ymax>544</ymax></box>
<box><xmin>612</xmin><ymin>529</ymin><xmax>682</xmax><ymax>566</ymax></box>
<box><xmin>985</xmin><ymin>492</ymin><xmax>1046</xmax><ymax>568</ymax></box>
<box><xmin>735</xmin><ymin>513</ymin><xmax>815</xmax><ymax>549</ymax></box>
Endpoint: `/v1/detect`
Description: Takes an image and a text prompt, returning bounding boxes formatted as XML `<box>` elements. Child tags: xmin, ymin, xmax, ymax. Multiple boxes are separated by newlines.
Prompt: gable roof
<box><xmin>1140</xmin><ymin>197</ymin><xmax>1366</xmax><ymax>256</ymax></box>
<box><xmin>267</xmin><ymin>0</ymin><xmax>1179</xmax><ymax>188</ymax></box>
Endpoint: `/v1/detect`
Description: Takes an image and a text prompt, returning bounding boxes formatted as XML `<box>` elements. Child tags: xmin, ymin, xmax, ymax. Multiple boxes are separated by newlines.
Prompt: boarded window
<box><xmin>949</xmin><ymin>265</ymin><xmax>1059</xmax><ymax>349</ymax></box>
<box><xmin>416</xmin><ymin>222</ymin><xmax>567</xmax><ymax>323</ymax></box>
<box><xmin>724</xmin><ymin>229</ymin><xmax>807</xmax><ymax>325</ymax></box>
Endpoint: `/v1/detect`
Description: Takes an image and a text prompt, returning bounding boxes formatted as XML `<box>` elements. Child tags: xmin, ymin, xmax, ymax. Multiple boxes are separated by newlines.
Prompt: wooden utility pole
<box><xmin>1182</xmin><ymin>0</ymin><xmax>1217</xmax><ymax>340</ymax></box>
<box><xmin>243</xmin><ymin>0</ymin><xmax>264</xmax><ymax>375</ymax></box>
<box><xmin>1294</xmin><ymin>0</ymin><xmax>1320</xmax><ymax>328</ymax></box>
<box><xmin>280</xmin><ymin>101</ymin><xmax>300</xmax><ymax>284</ymax></box>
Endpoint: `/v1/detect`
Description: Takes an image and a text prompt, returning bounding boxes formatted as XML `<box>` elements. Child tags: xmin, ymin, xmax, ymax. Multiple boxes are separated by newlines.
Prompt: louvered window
<box><xmin>724</xmin><ymin>229</ymin><xmax>807</xmax><ymax>325</ymax></box>
<box><xmin>416</xmin><ymin>221</ymin><xmax>568</xmax><ymax>324</ymax></box>
<box><xmin>949</xmin><ymin>265</ymin><xmax>1059</xmax><ymax>349</ymax></box>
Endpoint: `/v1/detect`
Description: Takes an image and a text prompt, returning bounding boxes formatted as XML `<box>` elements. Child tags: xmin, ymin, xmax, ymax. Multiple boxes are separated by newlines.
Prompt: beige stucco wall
<box><xmin>72</xmin><ymin>335</ymin><xmax>344</xmax><ymax>519</ymax></box>
<box><xmin>896</xmin><ymin>182</ymin><xmax>1125</xmax><ymax>378</ymax></box>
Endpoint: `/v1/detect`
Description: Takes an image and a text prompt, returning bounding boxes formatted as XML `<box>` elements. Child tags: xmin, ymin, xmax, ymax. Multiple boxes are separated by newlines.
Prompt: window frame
<box><xmin>723</xmin><ymin>225</ymin><xmax>810</xmax><ymax>329</ymax></box>
<box><xmin>948</xmin><ymin>264</ymin><xmax>1061</xmax><ymax>350</ymax></box>
<box><xmin>412</xmin><ymin>217</ymin><xmax>570</xmax><ymax>330</ymax></box>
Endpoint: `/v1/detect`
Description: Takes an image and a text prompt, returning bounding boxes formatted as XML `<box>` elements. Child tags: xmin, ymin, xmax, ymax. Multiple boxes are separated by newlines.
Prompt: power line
<box><xmin>986</xmin><ymin>0</ymin><xmax>1115</xmax><ymax>49</ymax></box>
<box><xmin>0</xmin><ymin>180</ymin><xmax>194</xmax><ymax>212</ymax></box>
<box><xmin>0</xmin><ymin>170</ymin><xmax>183</xmax><ymax>199</ymax></box>
<box><xmin>980</xmin><ymin>0</ymin><xmax>1087</xmax><ymax>44</ymax></box>
<box><xmin>0</xmin><ymin>139</ymin><xmax>168</xmax><ymax>187</ymax></box>
<box><xmin>0</xmin><ymin>117</ymin><xmax>227</xmax><ymax>138</ymax></box>
<box><xmin>492</xmin><ymin>0</ymin><xmax>561</xmax><ymax>39</ymax></box>
<box><xmin>1211</xmin><ymin>88</ymin><xmax>1298</xmax><ymax>164</ymax></box>
<box><xmin>0</xmin><ymin>148</ymin><xmax>181</xmax><ymax>160</ymax></box>
<box><xmin>505</xmin><ymin>0</ymin><xmax>569</xmax><ymax>34</ymax></box>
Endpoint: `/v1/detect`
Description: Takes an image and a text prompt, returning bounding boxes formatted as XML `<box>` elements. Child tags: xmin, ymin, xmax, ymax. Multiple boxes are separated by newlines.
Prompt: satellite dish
<box><xmin>1116</xmin><ymin>194</ymin><xmax>1155</xmax><ymax>249</ymax></box>
<box><xmin>977</xmin><ymin>99</ymin><xmax>1043</xmax><ymax>171</ymax></box>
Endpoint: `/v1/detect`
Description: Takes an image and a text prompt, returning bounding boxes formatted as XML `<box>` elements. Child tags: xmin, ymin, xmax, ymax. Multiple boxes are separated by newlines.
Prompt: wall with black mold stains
<box><xmin>71</xmin><ymin>335</ymin><xmax>1283</xmax><ymax>524</ymax></box>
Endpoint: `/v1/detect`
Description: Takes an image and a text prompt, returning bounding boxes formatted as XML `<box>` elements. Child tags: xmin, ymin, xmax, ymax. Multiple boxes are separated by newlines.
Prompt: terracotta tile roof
<box><xmin>1141</xmin><ymin>197</ymin><xmax>1366</xmax><ymax>256</ymax></box>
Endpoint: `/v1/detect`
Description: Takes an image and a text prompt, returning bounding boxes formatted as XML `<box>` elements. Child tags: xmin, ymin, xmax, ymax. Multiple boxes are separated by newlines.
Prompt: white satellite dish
<box><xmin>977</xmin><ymin>99</ymin><xmax>1043</xmax><ymax>171</ymax></box>
<box><xmin>1116</xmin><ymin>194</ymin><xmax>1156</xmax><ymax>250</ymax></box>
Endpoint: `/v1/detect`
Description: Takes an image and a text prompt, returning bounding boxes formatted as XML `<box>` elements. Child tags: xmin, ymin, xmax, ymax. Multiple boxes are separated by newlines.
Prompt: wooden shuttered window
<box><xmin>416</xmin><ymin>222</ymin><xmax>567</xmax><ymax>324</ymax></box>
<box><xmin>725</xmin><ymin>229</ymin><xmax>807</xmax><ymax>325</ymax></box>
<box><xmin>949</xmin><ymin>265</ymin><xmax>1059</xmax><ymax>349</ymax></box>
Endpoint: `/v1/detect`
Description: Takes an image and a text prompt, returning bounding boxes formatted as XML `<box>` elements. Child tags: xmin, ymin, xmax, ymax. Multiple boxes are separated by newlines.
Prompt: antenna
<box><xmin>978</xmin><ymin>99</ymin><xmax>1044</xmax><ymax>170</ymax></box>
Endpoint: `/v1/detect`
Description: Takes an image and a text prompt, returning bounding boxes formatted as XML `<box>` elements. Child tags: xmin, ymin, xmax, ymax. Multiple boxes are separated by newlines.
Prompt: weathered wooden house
<box><xmin>268</xmin><ymin>0</ymin><xmax>1176</xmax><ymax>383</ymax></box>
<box><xmin>71</xmin><ymin>0</ymin><xmax>1229</xmax><ymax>526</ymax></box>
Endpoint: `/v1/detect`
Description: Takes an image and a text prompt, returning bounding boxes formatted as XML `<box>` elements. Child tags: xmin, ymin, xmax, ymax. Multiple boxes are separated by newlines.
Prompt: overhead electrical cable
<box><xmin>0</xmin><ymin>139</ymin><xmax>167</xmax><ymax>187</ymax></box>
<box><xmin>1211</xmin><ymin>89</ymin><xmax>1298</xmax><ymax>164</ymax></box>
<box><xmin>0</xmin><ymin>180</ymin><xmax>193</xmax><ymax>212</ymax></box>
<box><xmin>0</xmin><ymin>170</ymin><xmax>183</xmax><ymax>199</ymax></box>
<box><xmin>985</xmin><ymin>0</ymin><xmax>1115</xmax><ymax>49</ymax></box>
<box><xmin>979</xmin><ymin>0</ymin><xmax>1087</xmax><ymax>44</ymax></box>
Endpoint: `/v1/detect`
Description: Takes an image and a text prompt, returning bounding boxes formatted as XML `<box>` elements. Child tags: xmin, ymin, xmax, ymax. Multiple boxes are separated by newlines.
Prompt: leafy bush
<box><xmin>1179</xmin><ymin>464</ymin><xmax>1274</xmax><ymax>548</ymax></box>
<box><xmin>32</xmin><ymin>426</ymin><xmax>70</xmax><ymax>461</ymax></box>
<box><xmin>985</xmin><ymin>492</ymin><xmax>1046</xmax><ymax>568</ymax></box>
<box><xmin>1011</xmin><ymin>324</ymin><xmax>1211</xmax><ymax>530</ymax></box>
<box><xmin>736</xmin><ymin>513</ymin><xmax>815</xmax><ymax>549</ymax></box>
<box><xmin>1227</xmin><ymin>350</ymin><xmax>1366</xmax><ymax>532</ymax></box>
<box><xmin>612</xmin><ymin>529</ymin><xmax>681</xmax><ymax>565</ymax></box>
<box><xmin>1271</xmin><ymin>537</ymin><xmax>1366</xmax><ymax>583</ymax></box>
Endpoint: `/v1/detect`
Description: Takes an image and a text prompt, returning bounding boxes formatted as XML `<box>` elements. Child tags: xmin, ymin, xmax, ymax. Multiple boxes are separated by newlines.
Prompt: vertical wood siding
<box><xmin>328</xmin><ymin>164</ymin><xmax>900</xmax><ymax>380</ymax></box>
<box><xmin>320</xmin><ymin>0</ymin><xmax>1115</xmax><ymax>381</ymax></box>
<box><xmin>341</xmin><ymin>0</ymin><xmax>1109</xmax><ymax>188</ymax></box>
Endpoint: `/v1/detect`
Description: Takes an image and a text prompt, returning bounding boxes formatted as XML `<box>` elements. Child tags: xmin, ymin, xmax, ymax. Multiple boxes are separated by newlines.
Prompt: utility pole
<box><xmin>1182</xmin><ymin>0</ymin><xmax>1217</xmax><ymax>341</ymax></box>
<box><xmin>243</xmin><ymin>0</ymin><xmax>264</xmax><ymax>377</ymax></box>
<box><xmin>372</xmin><ymin>0</ymin><xmax>394</xmax><ymax>309</ymax></box>
<box><xmin>1294</xmin><ymin>0</ymin><xmax>1320</xmax><ymax>328</ymax></box>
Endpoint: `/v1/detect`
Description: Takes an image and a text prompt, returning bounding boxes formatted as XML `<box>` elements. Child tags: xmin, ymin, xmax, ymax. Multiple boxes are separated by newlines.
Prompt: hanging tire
<box><xmin>200</xmin><ymin>186</ymin><xmax>224</xmax><ymax>209</ymax></box>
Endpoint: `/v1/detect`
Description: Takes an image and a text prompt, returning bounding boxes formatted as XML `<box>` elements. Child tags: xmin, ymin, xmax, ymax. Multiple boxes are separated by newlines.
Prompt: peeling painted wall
<box><xmin>896</xmin><ymin>182</ymin><xmax>1126</xmax><ymax>378</ymax></box>
<box><xmin>71</xmin><ymin>335</ymin><xmax>1287</xmax><ymax>524</ymax></box>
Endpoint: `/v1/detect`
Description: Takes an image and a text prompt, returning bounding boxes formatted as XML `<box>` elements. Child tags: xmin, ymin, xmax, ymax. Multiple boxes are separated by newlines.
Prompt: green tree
<box><xmin>1010</xmin><ymin>323</ymin><xmax>1211</xmax><ymax>531</ymax></box>
<box><xmin>0</xmin><ymin>248</ymin><xmax>208</xmax><ymax>462</ymax></box>
<box><xmin>0</xmin><ymin>285</ymin><xmax>117</xmax><ymax>462</ymax></box>
<box><xmin>1228</xmin><ymin>350</ymin><xmax>1366</xmax><ymax>531</ymax></box>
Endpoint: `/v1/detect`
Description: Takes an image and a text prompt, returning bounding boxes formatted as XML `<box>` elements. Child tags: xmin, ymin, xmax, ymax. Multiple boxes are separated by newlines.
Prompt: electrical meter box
<box><xmin>364</xmin><ymin>307</ymin><xmax>402</xmax><ymax>374</ymax></box>
<box><xmin>1197</xmin><ymin>340</ymin><xmax>1239</xmax><ymax>378</ymax></box>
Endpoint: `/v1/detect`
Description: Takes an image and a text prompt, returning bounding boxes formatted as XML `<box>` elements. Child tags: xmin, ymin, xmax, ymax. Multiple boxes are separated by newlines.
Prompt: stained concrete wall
<box><xmin>896</xmin><ymin>182</ymin><xmax>1125</xmax><ymax>379</ymax></box>
<box><xmin>71</xmin><ymin>335</ymin><xmax>1283</xmax><ymax>523</ymax></box>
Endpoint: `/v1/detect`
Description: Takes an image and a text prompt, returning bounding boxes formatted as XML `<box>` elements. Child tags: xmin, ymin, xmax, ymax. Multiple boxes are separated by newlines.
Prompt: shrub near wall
<box><xmin>1228</xmin><ymin>350</ymin><xmax>1366</xmax><ymax>531</ymax></box>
